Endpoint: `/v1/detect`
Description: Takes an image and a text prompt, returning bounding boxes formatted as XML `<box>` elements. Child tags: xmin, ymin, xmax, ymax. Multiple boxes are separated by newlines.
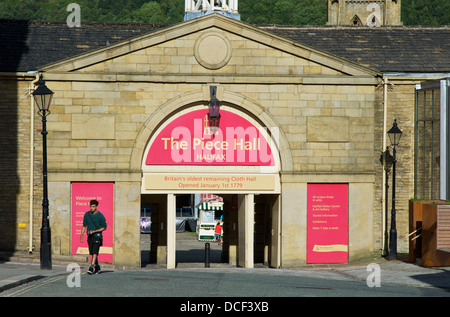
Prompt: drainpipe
<box><xmin>381</xmin><ymin>75</ymin><xmax>388</xmax><ymax>256</ymax></box>
<box><xmin>28</xmin><ymin>73</ymin><xmax>40</xmax><ymax>253</ymax></box>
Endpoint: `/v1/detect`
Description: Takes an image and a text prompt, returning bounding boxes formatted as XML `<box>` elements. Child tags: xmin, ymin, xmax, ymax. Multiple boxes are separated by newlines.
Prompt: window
<box><xmin>351</xmin><ymin>15</ymin><xmax>362</xmax><ymax>26</ymax></box>
<box><xmin>415</xmin><ymin>79</ymin><xmax>450</xmax><ymax>200</ymax></box>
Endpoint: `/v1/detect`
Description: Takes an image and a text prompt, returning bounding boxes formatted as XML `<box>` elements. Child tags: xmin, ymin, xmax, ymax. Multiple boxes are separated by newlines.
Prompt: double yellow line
<box><xmin>3</xmin><ymin>273</ymin><xmax>75</xmax><ymax>297</ymax></box>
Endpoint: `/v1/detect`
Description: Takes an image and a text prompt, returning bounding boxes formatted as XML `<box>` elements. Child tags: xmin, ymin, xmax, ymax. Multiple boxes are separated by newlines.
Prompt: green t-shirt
<box><xmin>83</xmin><ymin>211</ymin><xmax>107</xmax><ymax>236</ymax></box>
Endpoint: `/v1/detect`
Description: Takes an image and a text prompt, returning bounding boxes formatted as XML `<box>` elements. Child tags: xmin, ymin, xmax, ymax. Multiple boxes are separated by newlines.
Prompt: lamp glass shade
<box><xmin>208</xmin><ymin>86</ymin><xmax>221</xmax><ymax>134</ymax></box>
<box><xmin>32</xmin><ymin>77</ymin><xmax>54</xmax><ymax>112</ymax></box>
<box><xmin>208</xmin><ymin>98</ymin><xmax>221</xmax><ymax>118</ymax></box>
<box><xmin>33</xmin><ymin>93</ymin><xmax>53</xmax><ymax>112</ymax></box>
<box><xmin>208</xmin><ymin>100</ymin><xmax>221</xmax><ymax>134</ymax></box>
<box><xmin>208</xmin><ymin>115</ymin><xmax>220</xmax><ymax>134</ymax></box>
<box><xmin>387</xmin><ymin>120</ymin><xmax>402</xmax><ymax>147</ymax></box>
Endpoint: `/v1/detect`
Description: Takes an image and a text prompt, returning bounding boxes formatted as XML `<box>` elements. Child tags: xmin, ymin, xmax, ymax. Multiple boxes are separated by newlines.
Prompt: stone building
<box><xmin>0</xmin><ymin>2</ymin><xmax>448</xmax><ymax>268</ymax></box>
<box><xmin>327</xmin><ymin>0</ymin><xmax>402</xmax><ymax>26</ymax></box>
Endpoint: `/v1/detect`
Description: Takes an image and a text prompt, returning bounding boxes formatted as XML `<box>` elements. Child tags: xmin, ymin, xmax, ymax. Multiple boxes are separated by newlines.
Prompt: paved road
<box><xmin>2</xmin><ymin>265</ymin><xmax>449</xmax><ymax>298</ymax></box>
<box><xmin>2</xmin><ymin>232</ymin><xmax>450</xmax><ymax>301</ymax></box>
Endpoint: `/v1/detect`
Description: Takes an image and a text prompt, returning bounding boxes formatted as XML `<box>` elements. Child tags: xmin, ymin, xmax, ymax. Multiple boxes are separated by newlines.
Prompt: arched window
<box><xmin>350</xmin><ymin>15</ymin><xmax>362</xmax><ymax>26</ymax></box>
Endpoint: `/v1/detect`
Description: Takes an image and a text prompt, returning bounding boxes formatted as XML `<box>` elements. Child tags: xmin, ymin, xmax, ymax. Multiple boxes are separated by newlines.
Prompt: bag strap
<box><xmin>88</xmin><ymin>212</ymin><xmax>101</xmax><ymax>230</ymax></box>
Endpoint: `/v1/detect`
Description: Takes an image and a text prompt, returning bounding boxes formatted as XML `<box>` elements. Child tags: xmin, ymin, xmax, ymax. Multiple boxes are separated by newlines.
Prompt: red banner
<box><xmin>71</xmin><ymin>182</ymin><xmax>113</xmax><ymax>263</ymax></box>
<box><xmin>307</xmin><ymin>184</ymin><xmax>348</xmax><ymax>263</ymax></box>
<box><xmin>145</xmin><ymin>109</ymin><xmax>274</xmax><ymax>165</ymax></box>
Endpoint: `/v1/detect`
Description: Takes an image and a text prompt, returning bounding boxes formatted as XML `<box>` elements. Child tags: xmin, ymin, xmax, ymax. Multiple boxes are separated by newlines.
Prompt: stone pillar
<box><xmin>238</xmin><ymin>194</ymin><xmax>254</xmax><ymax>268</ymax></box>
<box><xmin>281</xmin><ymin>182</ymin><xmax>307</xmax><ymax>267</ymax></box>
<box><xmin>167</xmin><ymin>193</ymin><xmax>176</xmax><ymax>269</ymax></box>
<box><xmin>114</xmin><ymin>181</ymin><xmax>141</xmax><ymax>268</ymax></box>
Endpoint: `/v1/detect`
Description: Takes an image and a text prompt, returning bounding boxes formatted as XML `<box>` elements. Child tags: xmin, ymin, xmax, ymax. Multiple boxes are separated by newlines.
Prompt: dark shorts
<box><xmin>87</xmin><ymin>234</ymin><xmax>102</xmax><ymax>255</ymax></box>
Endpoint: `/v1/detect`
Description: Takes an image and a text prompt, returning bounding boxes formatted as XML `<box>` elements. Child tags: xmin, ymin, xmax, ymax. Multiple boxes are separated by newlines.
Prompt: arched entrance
<box><xmin>135</xmin><ymin>90</ymin><xmax>286</xmax><ymax>269</ymax></box>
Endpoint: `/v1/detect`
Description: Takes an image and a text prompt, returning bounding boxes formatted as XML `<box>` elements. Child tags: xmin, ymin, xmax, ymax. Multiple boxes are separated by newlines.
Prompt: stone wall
<box><xmin>42</xmin><ymin>74</ymin><xmax>378</xmax><ymax>266</ymax></box>
<box><xmin>0</xmin><ymin>78</ymin><xmax>51</xmax><ymax>254</ymax></box>
<box><xmin>373</xmin><ymin>78</ymin><xmax>420</xmax><ymax>254</ymax></box>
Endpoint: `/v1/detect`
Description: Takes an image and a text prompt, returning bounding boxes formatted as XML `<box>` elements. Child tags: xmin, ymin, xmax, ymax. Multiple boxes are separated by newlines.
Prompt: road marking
<box><xmin>4</xmin><ymin>274</ymin><xmax>69</xmax><ymax>297</ymax></box>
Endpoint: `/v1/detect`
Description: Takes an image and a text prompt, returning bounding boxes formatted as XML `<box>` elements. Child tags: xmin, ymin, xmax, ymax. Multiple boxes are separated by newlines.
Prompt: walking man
<box><xmin>80</xmin><ymin>199</ymin><xmax>107</xmax><ymax>274</ymax></box>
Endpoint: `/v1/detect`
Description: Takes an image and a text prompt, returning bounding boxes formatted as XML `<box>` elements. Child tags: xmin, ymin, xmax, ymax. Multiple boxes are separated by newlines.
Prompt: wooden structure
<box><xmin>410</xmin><ymin>201</ymin><xmax>450</xmax><ymax>267</ymax></box>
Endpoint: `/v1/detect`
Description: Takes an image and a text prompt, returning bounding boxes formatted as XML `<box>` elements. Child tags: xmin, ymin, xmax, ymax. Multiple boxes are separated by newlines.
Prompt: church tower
<box><xmin>328</xmin><ymin>0</ymin><xmax>402</xmax><ymax>26</ymax></box>
<box><xmin>184</xmin><ymin>0</ymin><xmax>241</xmax><ymax>21</ymax></box>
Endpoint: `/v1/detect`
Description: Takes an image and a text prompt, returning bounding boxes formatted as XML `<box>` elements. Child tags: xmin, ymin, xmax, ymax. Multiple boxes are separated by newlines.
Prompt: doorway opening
<box><xmin>254</xmin><ymin>194</ymin><xmax>280</xmax><ymax>267</ymax></box>
<box><xmin>140</xmin><ymin>193</ymin><xmax>280</xmax><ymax>268</ymax></box>
<box><xmin>176</xmin><ymin>193</ymin><xmax>224</xmax><ymax>267</ymax></box>
<box><xmin>140</xmin><ymin>193</ymin><xmax>226</xmax><ymax>267</ymax></box>
<box><xmin>140</xmin><ymin>194</ymin><xmax>164</xmax><ymax>268</ymax></box>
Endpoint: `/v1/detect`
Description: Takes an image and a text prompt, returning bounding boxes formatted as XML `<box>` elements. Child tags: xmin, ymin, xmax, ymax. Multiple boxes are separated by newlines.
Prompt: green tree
<box><xmin>402</xmin><ymin>0</ymin><xmax>450</xmax><ymax>25</ymax></box>
<box><xmin>0</xmin><ymin>0</ymin><xmax>43</xmax><ymax>20</ymax></box>
<box><xmin>239</xmin><ymin>0</ymin><xmax>327</xmax><ymax>25</ymax></box>
<box><xmin>0</xmin><ymin>0</ymin><xmax>448</xmax><ymax>25</ymax></box>
<box><xmin>159</xmin><ymin>0</ymin><xmax>184</xmax><ymax>23</ymax></box>
<box><xmin>272</xmin><ymin>0</ymin><xmax>295</xmax><ymax>25</ymax></box>
<box><xmin>293</xmin><ymin>0</ymin><xmax>327</xmax><ymax>25</ymax></box>
<box><xmin>133</xmin><ymin>2</ymin><xmax>165</xmax><ymax>23</ymax></box>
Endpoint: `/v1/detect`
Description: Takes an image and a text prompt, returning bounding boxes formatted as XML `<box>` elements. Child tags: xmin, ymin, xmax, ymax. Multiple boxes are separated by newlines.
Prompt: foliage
<box><xmin>0</xmin><ymin>0</ymin><xmax>448</xmax><ymax>25</ymax></box>
<box><xmin>239</xmin><ymin>0</ymin><xmax>327</xmax><ymax>25</ymax></box>
<box><xmin>402</xmin><ymin>0</ymin><xmax>450</xmax><ymax>26</ymax></box>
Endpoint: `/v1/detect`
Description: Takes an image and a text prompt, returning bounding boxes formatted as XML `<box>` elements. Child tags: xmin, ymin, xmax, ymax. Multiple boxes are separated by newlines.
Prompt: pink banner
<box><xmin>307</xmin><ymin>184</ymin><xmax>348</xmax><ymax>263</ymax></box>
<box><xmin>71</xmin><ymin>182</ymin><xmax>113</xmax><ymax>263</ymax></box>
<box><xmin>145</xmin><ymin>109</ymin><xmax>274</xmax><ymax>165</ymax></box>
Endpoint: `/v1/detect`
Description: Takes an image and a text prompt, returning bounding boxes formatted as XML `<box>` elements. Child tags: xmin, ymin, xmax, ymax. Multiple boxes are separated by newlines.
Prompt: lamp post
<box><xmin>387</xmin><ymin>119</ymin><xmax>402</xmax><ymax>261</ymax></box>
<box><xmin>32</xmin><ymin>74</ymin><xmax>54</xmax><ymax>270</ymax></box>
<box><xmin>380</xmin><ymin>147</ymin><xmax>393</xmax><ymax>257</ymax></box>
<box><xmin>208</xmin><ymin>86</ymin><xmax>221</xmax><ymax>135</ymax></box>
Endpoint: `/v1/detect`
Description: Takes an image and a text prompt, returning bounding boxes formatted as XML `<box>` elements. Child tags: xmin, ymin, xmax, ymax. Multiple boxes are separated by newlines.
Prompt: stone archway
<box><xmin>132</xmin><ymin>87</ymin><xmax>290</xmax><ymax>268</ymax></box>
<box><xmin>130</xmin><ymin>87</ymin><xmax>293</xmax><ymax>173</ymax></box>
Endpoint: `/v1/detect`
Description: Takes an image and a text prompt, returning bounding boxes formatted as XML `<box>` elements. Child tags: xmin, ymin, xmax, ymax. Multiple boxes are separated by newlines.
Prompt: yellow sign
<box><xmin>144</xmin><ymin>174</ymin><xmax>276</xmax><ymax>191</ymax></box>
<box><xmin>312</xmin><ymin>244</ymin><xmax>348</xmax><ymax>252</ymax></box>
<box><xmin>76</xmin><ymin>247</ymin><xmax>113</xmax><ymax>255</ymax></box>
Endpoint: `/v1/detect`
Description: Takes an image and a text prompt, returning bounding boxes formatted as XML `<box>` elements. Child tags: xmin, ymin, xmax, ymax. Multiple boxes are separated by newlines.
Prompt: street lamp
<box><xmin>208</xmin><ymin>86</ymin><xmax>221</xmax><ymax>135</ymax></box>
<box><xmin>380</xmin><ymin>147</ymin><xmax>393</xmax><ymax>257</ymax></box>
<box><xmin>387</xmin><ymin>119</ymin><xmax>402</xmax><ymax>260</ymax></box>
<box><xmin>32</xmin><ymin>74</ymin><xmax>54</xmax><ymax>269</ymax></box>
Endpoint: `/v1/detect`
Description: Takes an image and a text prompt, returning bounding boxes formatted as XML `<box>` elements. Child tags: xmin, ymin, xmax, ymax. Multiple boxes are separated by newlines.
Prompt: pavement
<box><xmin>1</xmin><ymin>232</ymin><xmax>450</xmax><ymax>294</ymax></box>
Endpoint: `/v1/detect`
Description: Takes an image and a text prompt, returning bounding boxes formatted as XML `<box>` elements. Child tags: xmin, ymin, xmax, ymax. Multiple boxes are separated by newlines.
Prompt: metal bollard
<box><xmin>205</xmin><ymin>242</ymin><xmax>210</xmax><ymax>268</ymax></box>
